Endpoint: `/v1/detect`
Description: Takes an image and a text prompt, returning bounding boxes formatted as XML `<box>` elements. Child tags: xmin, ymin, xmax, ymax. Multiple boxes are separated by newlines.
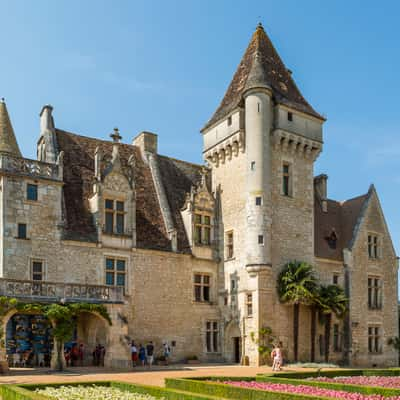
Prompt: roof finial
<box><xmin>1</xmin><ymin>97</ymin><xmax>5</xmax><ymax>103</ymax></box>
<box><xmin>110</xmin><ymin>127</ymin><xmax>122</xmax><ymax>143</ymax></box>
<box><xmin>257</xmin><ymin>21</ymin><xmax>263</xmax><ymax>30</ymax></box>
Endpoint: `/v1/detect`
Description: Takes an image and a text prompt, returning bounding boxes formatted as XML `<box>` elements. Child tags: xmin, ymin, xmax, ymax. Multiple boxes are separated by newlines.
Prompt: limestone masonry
<box><xmin>0</xmin><ymin>23</ymin><xmax>397</xmax><ymax>368</ymax></box>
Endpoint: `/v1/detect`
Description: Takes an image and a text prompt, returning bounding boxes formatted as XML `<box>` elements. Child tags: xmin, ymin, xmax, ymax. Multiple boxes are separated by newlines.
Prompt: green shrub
<box><xmin>165</xmin><ymin>378</ymin><xmax>333</xmax><ymax>400</ymax></box>
<box><xmin>0</xmin><ymin>381</ymin><xmax>223</xmax><ymax>400</ymax></box>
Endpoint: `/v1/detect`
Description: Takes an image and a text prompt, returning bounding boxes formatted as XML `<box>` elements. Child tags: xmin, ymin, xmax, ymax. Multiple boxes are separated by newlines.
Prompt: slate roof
<box><xmin>314</xmin><ymin>193</ymin><xmax>368</xmax><ymax>261</ymax></box>
<box><xmin>0</xmin><ymin>99</ymin><xmax>22</xmax><ymax>157</ymax></box>
<box><xmin>202</xmin><ymin>23</ymin><xmax>324</xmax><ymax>131</ymax></box>
<box><xmin>56</xmin><ymin>129</ymin><xmax>202</xmax><ymax>253</ymax></box>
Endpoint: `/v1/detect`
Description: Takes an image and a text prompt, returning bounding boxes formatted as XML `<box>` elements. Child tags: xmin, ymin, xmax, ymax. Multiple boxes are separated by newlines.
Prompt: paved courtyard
<box><xmin>0</xmin><ymin>364</ymin><xmax>320</xmax><ymax>387</ymax></box>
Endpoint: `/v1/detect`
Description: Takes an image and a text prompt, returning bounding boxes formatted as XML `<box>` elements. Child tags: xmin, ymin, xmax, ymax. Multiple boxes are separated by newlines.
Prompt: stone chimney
<box><xmin>132</xmin><ymin>131</ymin><xmax>158</xmax><ymax>155</ymax></box>
<box><xmin>314</xmin><ymin>174</ymin><xmax>328</xmax><ymax>212</ymax></box>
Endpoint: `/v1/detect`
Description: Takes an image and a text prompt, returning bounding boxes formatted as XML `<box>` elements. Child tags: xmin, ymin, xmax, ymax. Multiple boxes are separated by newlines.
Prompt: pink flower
<box><xmin>221</xmin><ymin>380</ymin><xmax>400</xmax><ymax>400</ymax></box>
<box><xmin>313</xmin><ymin>376</ymin><xmax>400</xmax><ymax>389</ymax></box>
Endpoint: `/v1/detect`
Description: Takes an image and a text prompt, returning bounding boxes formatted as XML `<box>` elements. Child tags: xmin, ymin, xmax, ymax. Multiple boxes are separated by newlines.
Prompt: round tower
<box><xmin>243</xmin><ymin>51</ymin><xmax>273</xmax><ymax>273</ymax></box>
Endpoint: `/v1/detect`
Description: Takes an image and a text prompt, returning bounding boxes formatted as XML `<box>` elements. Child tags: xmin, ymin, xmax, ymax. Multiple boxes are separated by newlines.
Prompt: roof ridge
<box><xmin>158</xmin><ymin>154</ymin><xmax>204</xmax><ymax>169</ymax></box>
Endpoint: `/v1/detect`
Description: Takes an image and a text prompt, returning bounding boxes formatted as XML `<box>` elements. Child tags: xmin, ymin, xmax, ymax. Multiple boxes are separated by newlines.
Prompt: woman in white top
<box><xmin>271</xmin><ymin>343</ymin><xmax>283</xmax><ymax>371</ymax></box>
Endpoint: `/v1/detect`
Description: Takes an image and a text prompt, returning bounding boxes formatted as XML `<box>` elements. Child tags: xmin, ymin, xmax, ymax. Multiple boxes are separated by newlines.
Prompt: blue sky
<box><xmin>1</xmin><ymin>0</ymin><xmax>399</xmax><ymax>255</ymax></box>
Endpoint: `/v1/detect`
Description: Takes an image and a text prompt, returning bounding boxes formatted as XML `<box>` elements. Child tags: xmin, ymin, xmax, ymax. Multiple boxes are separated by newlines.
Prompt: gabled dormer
<box><xmin>181</xmin><ymin>168</ymin><xmax>215</xmax><ymax>259</ymax></box>
<box><xmin>89</xmin><ymin>129</ymin><xmax>136</xmax><ymax>248</ymax></box>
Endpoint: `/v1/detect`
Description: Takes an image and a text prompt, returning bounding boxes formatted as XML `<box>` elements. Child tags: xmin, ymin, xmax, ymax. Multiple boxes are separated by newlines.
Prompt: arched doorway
<box><xmin>224</xmin><ymin>320</ymin><xmax>241</xmax><ymax>363</ymax></box>
<box><xmin>76</xmin><ymin>311</ymin><xmax>109</xmax><ymax>366</ymax></box>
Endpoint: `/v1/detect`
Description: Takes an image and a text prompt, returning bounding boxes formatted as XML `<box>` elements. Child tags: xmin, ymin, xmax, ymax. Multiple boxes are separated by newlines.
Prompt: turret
<box><xmin>0</xmin><ymin>98</ymin><xmax>22</xmax><ymax>157</ymax></box>
<box><xmin>38</xmin><ymin>104</ymin><xmax>58</xmax><ymax>163</ymax></box>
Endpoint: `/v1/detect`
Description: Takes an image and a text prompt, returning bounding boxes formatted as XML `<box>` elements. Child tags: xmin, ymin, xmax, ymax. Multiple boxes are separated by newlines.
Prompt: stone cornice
<box><xmin>204</xmin><ymin>130</ymin><xmax>245</xmax><ymax>167</ymax></box>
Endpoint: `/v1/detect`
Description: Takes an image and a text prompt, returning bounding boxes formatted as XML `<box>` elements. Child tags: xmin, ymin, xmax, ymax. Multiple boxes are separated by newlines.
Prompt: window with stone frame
<box><xmin>104</xmin><ymin>199</ymin><xmax>125</xmax><ymax>235</ymax></box>
<box><xmin>246</xmin><ymin>293</ymin><xmax>253</xmax><ymax>317</ymax></box>
<box><xmin>368</xmin><ymin>234</ymin><xmax>379</xmax><ymax>259</ymax></box>
<box><xmin>17</xmin><ymin>223</ymin><xmax>27</xmax><ymax>239</ymax></box>
<box><xmin>194</xmin><ymin>213</ymin><xmax>211</xmax><ymax>245</ymax></box>
<box><xmin>368</xmin><ymin>326</ymin><xmax>381</xmax><ymax>353</ymax></box>
<box><xmin>27</xmin><ymin>183</ymin><xmax>38</xmax><ymax>201</ymax></box>
<box><xmin>206</xmin><ymin>321</ymin><xmax>219</xmax><ymax>353</ymax></box>
<box><xmin>193</xmin><ymin>274</ymin><xmax>211</xmax><ymax>302</ymax></box>
<box><xmin>225</xmin><ymin>231</ymin><xmax>234</xmax><ymax>259</ymax></box>
<box><xmin>31</xmin><ymin>260</ymin><xmax>44</xmax><ymax>281</ymax></box>
<box><xmin>333</xmin><ymin>323</ymin><xmax>341</xmax><ymax>352</ymax></box>
<box><xmin>105</xmin><ymin>258</ymin><xmax>126</xmax><ymax>291</ymax></box>
<box><xmin>368</xmin><ymin>277</ymin><xmax>382</xmax><ymax>309</ymax></box>
<box><xmin>282</xmin><ymin>163</ymin><xmax>291</xmax><ymax>196</ymax></box>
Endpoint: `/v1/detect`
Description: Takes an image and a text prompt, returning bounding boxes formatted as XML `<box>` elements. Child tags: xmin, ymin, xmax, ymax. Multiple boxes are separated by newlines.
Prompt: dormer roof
<box><xmin>202</xmin><ymin>23</ymin><xmax>324</xmax><ymax>131</ymax></box>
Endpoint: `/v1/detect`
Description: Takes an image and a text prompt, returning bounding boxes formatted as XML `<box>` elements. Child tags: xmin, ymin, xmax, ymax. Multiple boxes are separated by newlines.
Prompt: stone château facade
<box><xmin>0</xmin><ymin>24</ymin><xmax>397</xmax><ymax>368</ymax></box>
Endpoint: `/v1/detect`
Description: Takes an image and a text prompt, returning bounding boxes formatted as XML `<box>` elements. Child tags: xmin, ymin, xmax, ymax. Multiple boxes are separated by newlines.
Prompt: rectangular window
<box><xmin>251</xmin><ymin>161</ymin><xmax>256</xmax><ymax>171</ymax></box>
<box><xmin>17</xmin><ymin>223</ymin><xmax>27</xmax><ymax>239</ymax></box>
<box><xmin>282</xmin><ymin>163</ymin><xmax>290</xmax><ymax>196</ymax></box>
<box><xmin>333</xmin><ymin>324</ymin><xmax>341</xmax><ymax>352</ymax></box>
<box><xmin>368</xmin><ymin>277</ymin><xmax>382</xmax><ymax>309</ymax></box>
<box><xmin>193</xmin><ymin>274</ymin><xmax>211</xmax><ymax>302</ymax></box>
<box><xmin>368</xmin><ymin>234</ymin><xmax>379</xmax><ymax>258</ymax></box>
<box><xmin>27</xmin><ymin>184</ymin><xmax>38</xmax><ymax>201</ymax></box>
<box><xmin>258</xmin><ymin>235</ymin><xmax>264</xmax><ymax>245</ymax></box>
<box><xmin>246</xmin><ymin>293</ymin><xmax>253</xmax><ymax>317</ymax></box>
<box><xmin>255</xmin><ymin>196</ymin><xmax>262</xmax><ymax>206</ymax></box>
<box><xmin>227</xmin><ymin>116</ymin><xmax>232</xmax><ymax>126</ymax></box>
<box><xmin>206</xmin><ymin>321</ymin><xmax>219</xmax><ymax>353</ymax></box>
<box><xmin>288</xmin><ymin>111</ymin><xmax>293</xmax><ymax>121</ymax></box>
<box><xmin>333</xmin><ymin>274</ymin><xmax>339</xmax><ymax>285</ymax></box>
<box><xmin>194</xmin><ymin>214</ymin><xmax>211</xmax><ymax>246</ymax></box>
<box><xmin>368</xmin><ymin>326</ymin><xmax>381</xmax><ymax>353</ymax></box>
<box><xmin>105</xmin><ymin>258</ymin><xmax>126</xmax><ymax>290</ymax></box>
<box><xmin>32</xmin><ymin>261</ymin><xmax>43</xmax><ymax>281</ymax></box>
<box><xmin>226</xmin><ymin>231</ymin><xmax>234</xmax><ymax>259</ymax></box>
<box><xmin>104</xmin><ymin>199</ymin><xmax>125</xmax><ymax>235</ymax></box>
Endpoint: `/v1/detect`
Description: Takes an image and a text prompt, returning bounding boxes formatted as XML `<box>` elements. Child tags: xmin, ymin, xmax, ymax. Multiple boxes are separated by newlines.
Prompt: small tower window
<box><xmin>257</xmin><ymin>103</ymin><xmax>260</xmax><ymax>113</ymax></box>
<box><xmin>251</xmin><ymin>161</ymin><xmax>256</xmax><ymax>171</ymax></box>
<box><xmin>17</xmin><ymin>223</ymin><xmax>27</xmax><ymax>239</ymax></box>
<box><xmin>255</xmin><ymin>196</ymin><xmax>262</xmax><ymax>206</ymax></box>
<box><xmin>27</xmin><ymin>184</ymin><xmax>38</xmax><ymax>201</ymax></box>
<box><xmin>258</xmin><ymin>235</ymin><xmax>264</xmax><ymax>245</ymax></box>
<box><xmin>282</xmin><ymin>163</ymin><xmax>291</xmax><ymax>196</ymax></box>
<box><xmin>288</xmin><ymin>112</ymin><xmax>293</xmax><ymax>121</ymax></box>
<box><xmin>226</xmin><ymin>231</ymin><xmax>234</xmax><ymax>259</ymax></box>
<box><xmin>227</xmin><ymin>116</ymin><xmax>232</xmax><ymax>126</ymax></box>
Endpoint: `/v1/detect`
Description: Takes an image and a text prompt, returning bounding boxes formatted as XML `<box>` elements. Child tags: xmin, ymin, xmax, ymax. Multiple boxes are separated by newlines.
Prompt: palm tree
<box><xmin>277</xmin><ymin>261</ymin><xmax>318</xmax><ymax>362</ymax></box>
<box><xmin>317</xmin><ymin>284</ymin><xmax>348</xmax><ymax>362</ymax></box>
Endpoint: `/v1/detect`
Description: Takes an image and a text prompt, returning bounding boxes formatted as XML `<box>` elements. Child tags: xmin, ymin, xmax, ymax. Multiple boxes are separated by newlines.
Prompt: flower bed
<box><xmin>313</xmin><ymin>376</ymin><xmax>400</xmax><ymax>389</ymax></box>
<box><xmin>223</xmin><ymin>380</ymin><xmax>400</xmax><ymax>400</ymax></box>
<box><xmin>35</xmin><ymin>385</ymin><xmax>163</xmax><ymax>400</ymax></box>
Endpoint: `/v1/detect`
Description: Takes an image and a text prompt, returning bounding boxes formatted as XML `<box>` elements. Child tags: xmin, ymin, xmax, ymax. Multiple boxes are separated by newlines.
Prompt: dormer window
<box><xmin>194</xmin><ymin>213</ymin><xmax>211</xmax><ymax>245</ymax></box>
<box><xmin>105</xmin><ymin>199</ymin><xmax>125</xmax><ymax>235</ymax></box>
<box><xmin>325</xmin><ymin>230</ymin><xmax>338</xmax><ymax>249</ymax></box>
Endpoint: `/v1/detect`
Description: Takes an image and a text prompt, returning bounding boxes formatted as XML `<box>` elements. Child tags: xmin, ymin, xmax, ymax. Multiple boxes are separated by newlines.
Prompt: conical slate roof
<box><xmin>0</xmin><ymin>99</ymin><xmax>22</xmax><ymax>157</ymax></box>
<box><xmin>202</xmin><ymin>23</ymin><xmax>324</xmax><ymax>131</ymax></box>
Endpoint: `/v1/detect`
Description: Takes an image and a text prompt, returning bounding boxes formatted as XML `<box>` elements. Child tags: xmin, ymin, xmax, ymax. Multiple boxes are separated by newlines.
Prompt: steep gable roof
<box><xmin>56</xmin><ymin>129</ymin><xmax>202</xmax><ymax>253</ymax></box>
<box><xmin>202</xmin><ymin>23</ymin><xmax>324</xmax><ymax>131</ymax></box>
<box><xmin>314</xmin><ymin>193</ymin><xmax>368</xmax><ymax>261</ymax></box>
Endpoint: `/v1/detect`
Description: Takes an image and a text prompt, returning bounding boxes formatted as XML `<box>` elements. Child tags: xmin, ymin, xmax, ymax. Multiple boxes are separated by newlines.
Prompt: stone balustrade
<box><xmin>0</xmin><ymin>278</ymin><xmax>124</xmax><ymax>304</ymax></box>
<box><xmin>0</xmin><ymin>155</ymin><xmax>61</xmax><ymax>181</ymax></box>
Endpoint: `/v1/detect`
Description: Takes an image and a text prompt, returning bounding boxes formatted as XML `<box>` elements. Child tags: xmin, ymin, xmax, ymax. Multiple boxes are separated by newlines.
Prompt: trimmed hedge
<box><xmin>256</xmin><ymin>376</ymin><xmax>400</xmax><ymax>397</ymax></box>
<box><xmin>263</xmin><ymin>368</ymin><xmax>400</xmax><ymax>379</ymax></box>
<box><xmin>0</xmin><ymin>381</ymin><xmax>223</xmax><ymax>400</ymax></box>
<box><xmin>165</xmin><ymin>378</ymin><xmax>335</xmax><ymax>400</ymax></box>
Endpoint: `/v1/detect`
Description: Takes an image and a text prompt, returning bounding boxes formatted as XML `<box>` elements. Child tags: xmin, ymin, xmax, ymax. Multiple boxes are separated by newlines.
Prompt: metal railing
<box><xmin>0</xmin><ymin>278</ymin><xmax>124</xmax><ymax>303</ymax></box>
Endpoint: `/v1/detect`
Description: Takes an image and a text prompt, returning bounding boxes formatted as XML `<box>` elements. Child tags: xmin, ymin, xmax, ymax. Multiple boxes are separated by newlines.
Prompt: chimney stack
<box><xmin>133</xmin><ymin>131</ymin><xmax>158</xmax><ymax>155</ymax></box>
<box><xmin>314</xmin><ymin>174</ymin><xmax>328</xmax><ymax>212</ymax></box>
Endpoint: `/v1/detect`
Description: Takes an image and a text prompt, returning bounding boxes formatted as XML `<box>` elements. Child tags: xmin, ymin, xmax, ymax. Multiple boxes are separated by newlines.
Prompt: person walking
<box><xmin>138</xmin><ymin>344</ymin><xmax>146</xmax><ymax>367</ymax></box>
<box><xmin>163</xmin><ymin>342</ymin><xmax>171</xmax><ymax>366</ymax></box>
<box><xmin>130</xmin><ymin>341</ymin><xmax>138</xmax><ymax>367</ymax></box>
<box><xmin>271</xmin><ymin>343</ymin><xmax>283</xmax><ymax>371</ymax></box>
<box><xmin>146</xmin><ymin>341</ymin><xmax>154</xmax><ymax>369</ymax></box>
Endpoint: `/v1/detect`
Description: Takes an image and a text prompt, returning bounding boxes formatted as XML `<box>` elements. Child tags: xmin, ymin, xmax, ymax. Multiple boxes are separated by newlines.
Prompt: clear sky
<box><xmin>1</xmin><ymin>0</ymin><xmax>399</xmax><ymax>256</ymax></box>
